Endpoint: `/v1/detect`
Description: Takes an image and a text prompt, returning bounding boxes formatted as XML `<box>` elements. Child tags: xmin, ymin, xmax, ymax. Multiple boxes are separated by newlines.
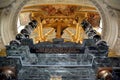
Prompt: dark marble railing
<box><xmin>0</xmin><ymin>20</ymin><xmax>120</xmax><ymax>80</ymax></box>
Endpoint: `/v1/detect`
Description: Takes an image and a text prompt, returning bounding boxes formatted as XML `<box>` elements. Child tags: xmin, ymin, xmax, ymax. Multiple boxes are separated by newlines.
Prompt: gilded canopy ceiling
<box><xmin>19</xmin><ymin>4</ymin><xmax>101</xmax><ymax>43</ymax></box>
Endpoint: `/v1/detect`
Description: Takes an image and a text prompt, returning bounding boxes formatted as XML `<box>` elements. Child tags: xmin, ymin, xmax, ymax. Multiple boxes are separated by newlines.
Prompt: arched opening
<box><xmin>0</xmin><ymin>0</ymin><xmax>118</xmax><ymax>49</ymax></box>
<box><xmin>17</xmin><ymin>1</ymin><xmax>102</xmax><ymax>44</ymax></box>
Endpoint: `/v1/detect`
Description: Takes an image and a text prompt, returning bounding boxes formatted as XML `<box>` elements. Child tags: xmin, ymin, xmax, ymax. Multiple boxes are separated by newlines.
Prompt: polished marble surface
<box><xmin>18</xmin><ymin>67</ymin><xmax>95</xmax><ymax>80</ymax></box>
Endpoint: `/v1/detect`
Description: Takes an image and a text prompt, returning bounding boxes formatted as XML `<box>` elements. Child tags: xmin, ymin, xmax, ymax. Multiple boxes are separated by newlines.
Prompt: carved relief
<box><xmin>106</xmin><ymin>6</ymin><xmax>116</xmax><ymax>17</ymax></box>
<box><xmin>87</xmin><ymin>13</ymin><xmax>100</xmax><ymax>27</ymax></box>
<box><xmin>3</xmin><ymin>7</ymin><xmax>12</xmax><ymax>16</ymax></box>
<box><xmin>0</xmin><ymin>0</ymin><xmax>16</xmax><ymax>9</ymax></box>
<box><xmin>1</xmin><ymin>0</ymin><xmax>17</xmax><ymax>16</ymax></box>
<box><xmin>102</xmin><ymin>0</ymin><xmax>116</xmax><ymax>17</ymax></box>
<box><xmin>13</xmin><ymin>0</ymin><xmax>30</xmax><ymax>19</ymax></box>
<box><xmin>40</xmin><ymin>5</ymin><xmax>79</xmax><ymax>16</ymax></box>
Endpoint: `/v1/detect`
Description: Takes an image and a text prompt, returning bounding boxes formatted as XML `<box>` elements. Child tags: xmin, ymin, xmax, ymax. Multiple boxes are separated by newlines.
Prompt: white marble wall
<box><xmin>113</xmin><ymin>11</ymin><xmax>120</xmax><ymax>55</ymax></box>
<box><xmin>0</xmin><ymin>10</ymin><xmax>5</xmax><ymax>49</ymax></box>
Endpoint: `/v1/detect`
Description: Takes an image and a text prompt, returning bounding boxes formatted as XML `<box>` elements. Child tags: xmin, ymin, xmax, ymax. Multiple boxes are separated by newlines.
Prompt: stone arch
<box><xmin>90</xmin><ymin>0</ymin><xmax>118</xmax><ymax>49</ymax></box>
<box><xmin>0</xmin><ymin>0</ymin><xmax>118</xmax><ymax>49</ymax></box>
